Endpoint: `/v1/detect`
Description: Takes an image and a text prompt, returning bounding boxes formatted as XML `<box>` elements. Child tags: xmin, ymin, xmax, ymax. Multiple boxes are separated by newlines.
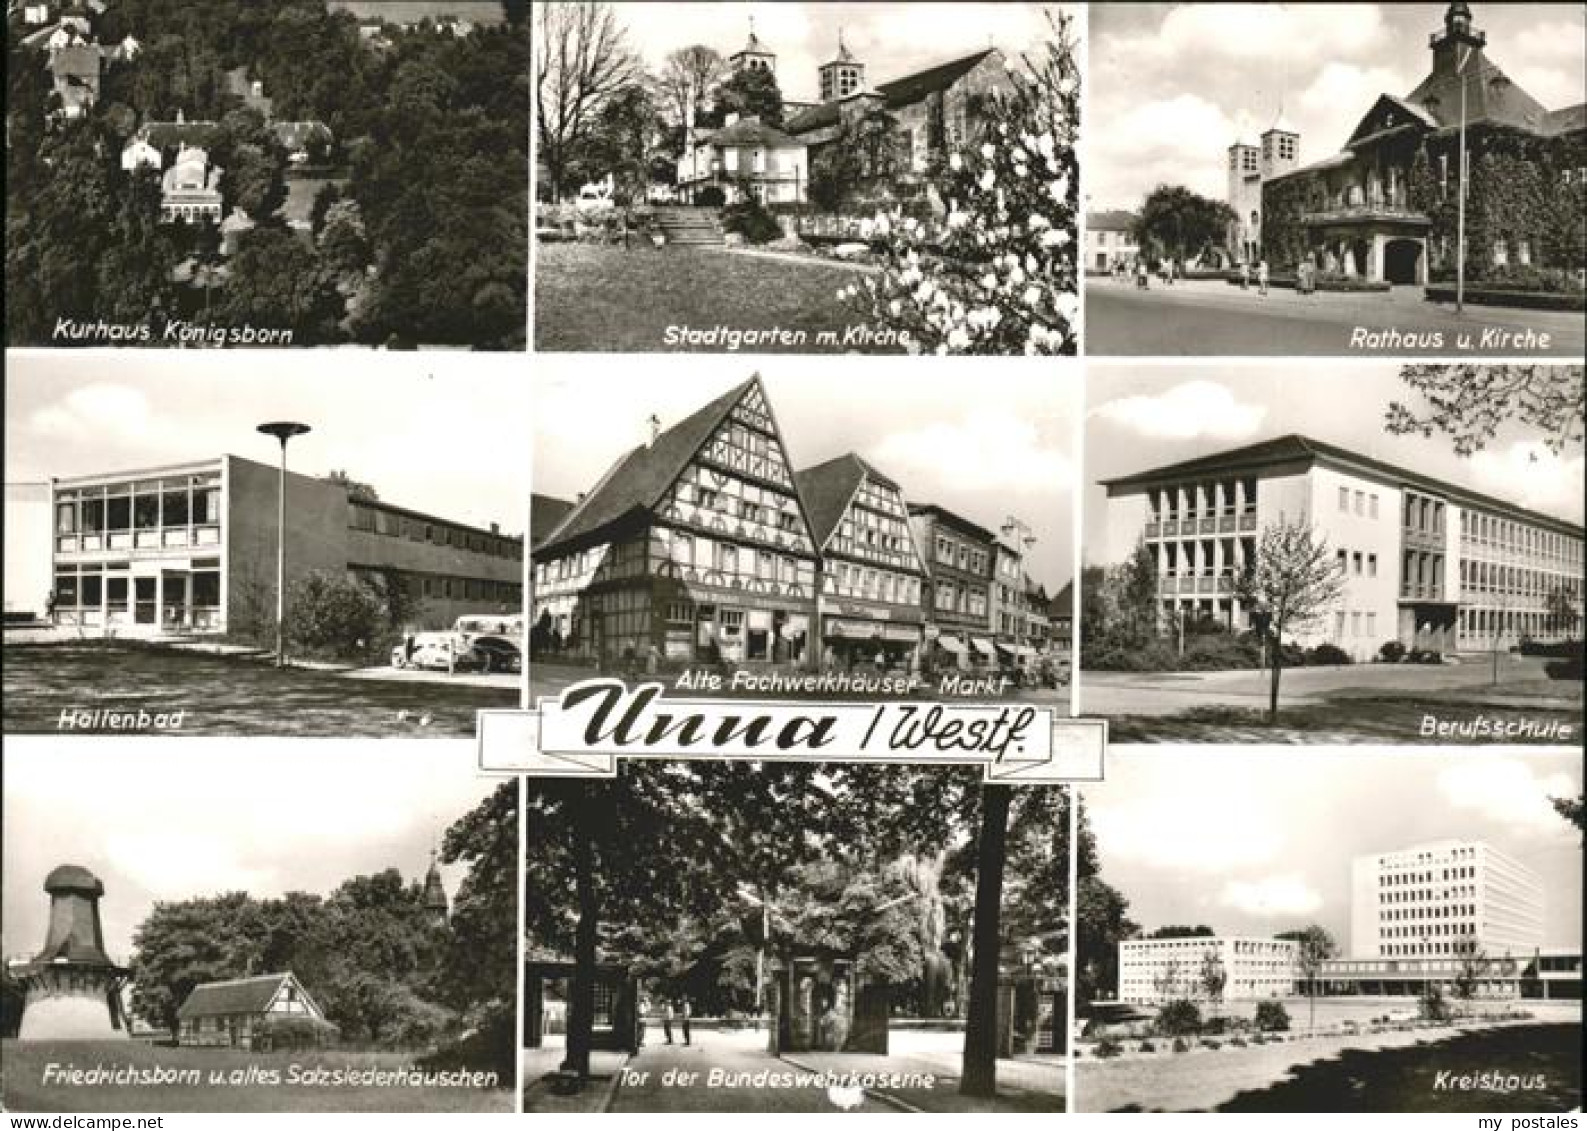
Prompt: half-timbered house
<box><xmin>176</xmin><ymin>972</ymin><xmax>326</xmax><ymax>1049</ymax></box>
<box><xmin>532</xmin><ymin>377</ymin><xmax>821</xmax><ymax>667</ymax></box>
<box><xmin>794</xmin><ymin>453</ymin><xmax>927</xmax><ymax>671</ymax></box>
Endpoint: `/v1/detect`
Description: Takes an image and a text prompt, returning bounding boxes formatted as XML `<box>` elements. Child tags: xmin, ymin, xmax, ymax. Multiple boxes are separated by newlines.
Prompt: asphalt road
<box><xmin>1086</xmin><ymin>279</ymin><xmax>1584</xmax><ymax>356</ymax></box>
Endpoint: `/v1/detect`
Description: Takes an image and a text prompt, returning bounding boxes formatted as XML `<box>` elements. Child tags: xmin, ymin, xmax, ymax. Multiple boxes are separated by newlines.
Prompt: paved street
<box><xmin>1087</xmin><ymin>278</ymin><xmax>1584</xmax><ymax>356</ymax></box>
<box><xmin>1080</xmin><ymin>653</ymin><xmax>1576</xmax><ymax>718</ymax></box>
<box><xmin>609</xmin><ymin>1027</ymin><xmax>896</xmax><ymax>1113</ymax></box>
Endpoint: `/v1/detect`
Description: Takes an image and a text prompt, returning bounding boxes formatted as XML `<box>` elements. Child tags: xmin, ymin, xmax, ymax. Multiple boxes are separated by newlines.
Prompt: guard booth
<box><xmin>997</xmin><ymin>973</ymin><xmax>1066</xmax><ymax>1055</ymax></box>
<box><xmin>765</xmin><ymin>953</ymin><xmax>889</xmax><ymax>1055</ymax></box>
<box><xmin>523</xmin><ymin>959</ymin><xmax>641</xmax><ymax>1053</ymax></box>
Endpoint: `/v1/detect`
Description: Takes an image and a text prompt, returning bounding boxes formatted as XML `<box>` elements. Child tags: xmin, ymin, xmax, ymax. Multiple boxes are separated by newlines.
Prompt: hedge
<box><xmin>1423</xmin><ymin>286</ymin><xmax>1585</xmax><ymax>312</ymax></box>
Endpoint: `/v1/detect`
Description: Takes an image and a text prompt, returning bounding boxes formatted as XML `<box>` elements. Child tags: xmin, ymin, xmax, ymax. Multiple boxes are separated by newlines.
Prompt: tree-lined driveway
<box><xmin>1087</xmin><ymin>279</ymin><xmax>1584</xmax><ymax>356</ymax></box>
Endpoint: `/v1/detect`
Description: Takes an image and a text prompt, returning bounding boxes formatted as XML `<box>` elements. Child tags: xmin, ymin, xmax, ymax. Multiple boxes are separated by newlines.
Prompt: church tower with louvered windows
<box><xmin>422</xmin><ymin>850</ymin><xmax>449</xmax><ymax>927</ymax></box>
<box><xmin>530</xmin><ymin>376</ymin><xmax>821</xmax><ymax>669</ymax></box>
<box><xmin>818</xmin><ymin>32</ymin><xmax>865</xmax><ymax>102</ymax></box>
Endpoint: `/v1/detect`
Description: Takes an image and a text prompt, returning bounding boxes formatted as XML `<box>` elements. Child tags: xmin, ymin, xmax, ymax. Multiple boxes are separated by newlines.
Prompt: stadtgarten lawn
<box><xmin>535</xmin><ymin>243</ymin><xmax>907</xmax><ymax>354</ymax></box>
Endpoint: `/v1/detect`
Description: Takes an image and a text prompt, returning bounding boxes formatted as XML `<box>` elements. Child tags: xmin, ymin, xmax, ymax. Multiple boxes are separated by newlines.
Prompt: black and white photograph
<box><xmin>529</xmin><ymin>357</ymin><xmax>1075</xmax><ymax>707</ymax></box>
<box><xmin>2</xmin><ymin>352</ymin><xmax>529</xmax><ymax>737</ymax></box>
<box><xmin>1080</xmin><ymin>361</ymin><xmax>1584</xmax><ymax>744</ymax></box>
<box><xmin>1</xmin><ymin>742</ymin><xmax>519</xmax><ymax>1112</ymax></box>
<box><xmin>523</xmin><ymin>763</ymin><xmax>1068</xmax><ymax>1112</ymax></box>
<box><xmin>533</xmin><ymin>1</ymin><xmax>1079</xmax><ymax>355</ymax></box>
<box><xmin>5</xmin><ymin>0</ymin><xmax>528</xmax><ymax>350</ymax></box>
<box><xmin>1072</xmin><ymin>748</ymin><xmax>1583</xmax><ymax>1113</ymax></box>
<box><xmin>1085</xmin><ymin>2</ymin><xmax>1586</xmax><ymax>356</ymax></box>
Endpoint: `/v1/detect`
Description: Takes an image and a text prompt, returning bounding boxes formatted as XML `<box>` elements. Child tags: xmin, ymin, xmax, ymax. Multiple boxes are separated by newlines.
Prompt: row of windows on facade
<box><xmin>1155</xmin><ymin>537</ymin><xmax>1257</xmax><ymax>575</ymax></box>
<box><xmin>53</xmin><ymin>565</ymin><xmax>220</xmax><ymax>609</ymax></box>
<box><xmin>1382</xmin><ymin>863</ymin><xmax>1479</xmax><ymax>885</ymax></box>
<box><xmin>56</xmin><ymin>477</ymin><xmax>222</xmax><ymax>534</ymax></box>
<box><xmin>348</xmin><ymin>567</ymin><xmax>521</xmax><ymax>605</ymax></box>
<box><xmin>538</xmin><ymin>537</ymin><xmax>811</xmax><ymax>591</ymax></box>
<box><xmin>1459</xmin><ymin>559</ymin><xmax>1582</xmax><ymax>599</ymax></box>
<box><xmin>1459</xmin><ymin>511</ymin><xmax>1582</xmax><ymax>563</ymax></box>
<box><xmin>1381</xmin><ymin>894</ymin><xmax>1476</xmax><ymax>914</ymax></box>
<box><xmin>934</xmin><ymin>533</ymin><xmax>989</xmax><ymax>577</ymax></box>
<box><xmin>676</xmin><ymin>480</ymin><xmax>803</xmax><ymax>533</ymax></box>
<box><xmin>348</xmin><ymin>503</ymin><xmax>522</xmax><ymax>561</ymax></box>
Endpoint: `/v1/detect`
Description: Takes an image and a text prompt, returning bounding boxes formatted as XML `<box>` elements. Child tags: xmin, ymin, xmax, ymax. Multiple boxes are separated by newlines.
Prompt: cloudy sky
<box><xmin>1082</xmin><ymin>362</ymin><xmax>1585</xmax><ymax>560</ymax></box>
<box><xmin>532</xmin><ymin>355</ymin><xmax>1078</xmax><ymax>592</ymax></box>
<box><xmin>1088</xmin><ymin>3</ymin><xmax>1587</xmax><ymax>209</ymax></box>
<box><xmin>1</xmin><ymin>741</ymin><xmax>506</xmax><ymax>966</ymax></box>
<box><xmin>612</xmin><ymin>1</ymin><xmax>1069</xmax><ymax>109</ymax></box>
<box><xmin>1085</xmin><ymin>748</ymin><xmax>1583</xmax><ymax>948</ymax></box>
<box><xmin>3</xmin><ymin>352</ymin><xmax>529</xmax><ymax>536</ymax></box>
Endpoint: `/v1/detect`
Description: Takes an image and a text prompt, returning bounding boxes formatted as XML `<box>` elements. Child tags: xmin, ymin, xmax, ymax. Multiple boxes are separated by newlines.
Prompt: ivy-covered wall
<box><xmin>1261</xmin><ymin>125</ymin><xmax>1586</xmax><ymax>286</ymax></box>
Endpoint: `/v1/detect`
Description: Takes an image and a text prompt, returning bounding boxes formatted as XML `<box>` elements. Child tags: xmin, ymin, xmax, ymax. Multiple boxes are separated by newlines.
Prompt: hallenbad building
<box><xmin>1099</xmin><ymin>433</ymin><xmax>1584</xmax><ymax>660</ymax></box>
<box><xmin>46</xmin><ymin>455</ymin><xmax>523</xmax><ymax>635</ymax></box>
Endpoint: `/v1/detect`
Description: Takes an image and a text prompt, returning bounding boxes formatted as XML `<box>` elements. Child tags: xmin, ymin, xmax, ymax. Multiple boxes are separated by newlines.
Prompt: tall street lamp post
<box><xmin>257</xmin><ymin>421</ymin><xmax>311</xmax><ymax>667</ymax></box>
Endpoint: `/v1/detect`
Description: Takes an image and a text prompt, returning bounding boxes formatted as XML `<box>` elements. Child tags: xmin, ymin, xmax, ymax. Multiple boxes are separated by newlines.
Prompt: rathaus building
<box><xmin>1229</xmin><ymin>3</ymin><xmax>1586</xmax><ymax>286</ymax></box>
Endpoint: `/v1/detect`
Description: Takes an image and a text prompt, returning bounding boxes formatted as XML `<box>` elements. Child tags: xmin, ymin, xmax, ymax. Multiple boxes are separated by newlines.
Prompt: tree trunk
<box><xmin>961</xmin><ymin>784</ymin><xmax>1011</xmax><ymax>1098</ymax></box>
<box><xmin>1267</xmin><ymin>630</ymin><xmax>1283</xmax><ymax>724</ymax></box>
<box><xmin>563</xmin><ymin>784</ymin><xmax>599</xmax><ymax>1079</ymax></box>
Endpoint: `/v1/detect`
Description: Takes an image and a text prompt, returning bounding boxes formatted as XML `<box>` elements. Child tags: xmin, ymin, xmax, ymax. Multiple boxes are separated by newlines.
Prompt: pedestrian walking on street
<box><xmin>661</xmin><ymin>999</ymin><xmax>674</xmax><ymax>1045</ymax></box>
<box><xmin>680</xmin><ymin>998</ymin><xmax>693</xmax><ymax>1046</ymax></box>
<box><xmin>1135</xmin><ymin>259</ymin><xmax>1148</xmax><ymax>289</ymax></box>
<box><xmin>1257</xmin><ymin>259</ymin><xmax>1270</xmax><ymax>296</ymax></box>
<box><xmin>1239</xmin><ymin>260</ymin><xmax>1249</xmax><ymax>290</ymax></box>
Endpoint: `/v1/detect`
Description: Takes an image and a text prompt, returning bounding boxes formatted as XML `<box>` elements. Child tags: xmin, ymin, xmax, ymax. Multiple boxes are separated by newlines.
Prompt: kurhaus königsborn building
<box><xmin>1231</xmin><ymin>2</ymin><xmax>1586</xmax><ymax>285</ymax></box>
<box><xmin>46</xmin><ymin>456</ymin><xmax>523</xmax><ymax>635</ymax></box>
<box><xmin>1099</xmin><ymin>434</ymin><xmax>1585</xmax><ymax>660</ymax></box>
<box><xmin>532</xmin><ymin>377</ymin><xmax>1057</xmax><ymax>673</ymax></box>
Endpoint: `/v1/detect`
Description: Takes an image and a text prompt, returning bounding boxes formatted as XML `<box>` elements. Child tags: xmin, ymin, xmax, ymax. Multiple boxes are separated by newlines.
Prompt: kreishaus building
<box><xmin>1116</xmin><ymin>839</ymin><xmax>1579</xmax><ymax>1004</ymax></box>
<box><xmin>1228</xmin><ymin>2</ymin><xmax>1586</xmax><ymax>285</ymax></box>
<box><xmin>1099</xmin><ymin>433</ymin><xmax>1584</xmax><ymax>660</ymax></box>
<box><xmin>44</xmin><ymin>456</ymin><xmax>523</xmax><ymax>634</ymax></box>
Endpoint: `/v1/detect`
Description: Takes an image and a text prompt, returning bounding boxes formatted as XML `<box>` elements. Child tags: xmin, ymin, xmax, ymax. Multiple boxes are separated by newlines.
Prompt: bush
<box><xmin>1201</xmin><ymin>1038</ymin><xmax>1222</xmax><ymax>1050</ymax></box>
<box><xmin>1200</xmin><ymin>1016</ymin><xmax>1228</xmax><ymax>1036</ymax></box>
<box><xmin>1305</xmin><ymin>643</ymin><xmax>1353</xmax><ymax>666</ymax></box>
<box><xmin>1378</xmin><ymin>639</ymin><xmax>1407</xmax><ymax>663</ymax></box>
<box><xmin>1171</xmin><ymin>1037</ymin><xmax>1190</xmax><ymax>1054</ymax></box>
<box><xmin>254</xmin><ymin>1014</ymin><xmax>339</xmax><ymax>1051</ymax></box>
<box><xmin>1093</xmin><ymin>1036</ymin><xmax>1124</xmax><ymax>1058</ymax></box>
<box><xmin>1407</xmin><ymin>648</ymin><xmax>1444</xmax><ymax>665</ymax></box>
<box><xmin>1154</xmin><ymin>999</ymin><xmax>1202</xmax><ymax>1038</ymax></box>
<box><xmin>1254</xmin><ymin>1001</ymin><xmax>1290</xmax><ymax>1032</ymax></box>
<box><xmin>694</xmin><ymin>185</ymin><xmax>726</xmax><ymax>207</ymax></box>
<box><xmin>284</xmin><ymin>570</ymin><xmax>386</xmax><ymax>661</ymax></box>
<box><xmin>1137</xmin><ymin>1039</ymin><xmax>1156</xmax><ymax>1053</ymax></box>
<box><xmin>720</xmin><ymin>194</ymin><xmax>781</xmax><ymax>244</ymax></box>
<box><xmin>1229</xmin><ymin>1036</ymin><xmax>1248</xmax><ymax>1048</ymax></box>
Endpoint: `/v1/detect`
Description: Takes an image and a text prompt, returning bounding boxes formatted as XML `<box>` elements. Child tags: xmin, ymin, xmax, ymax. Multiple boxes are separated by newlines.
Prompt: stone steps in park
<box><xmin>654</xmin><ymin>210</ymin><xmax>723</xmax><ymax>246</ymax></box>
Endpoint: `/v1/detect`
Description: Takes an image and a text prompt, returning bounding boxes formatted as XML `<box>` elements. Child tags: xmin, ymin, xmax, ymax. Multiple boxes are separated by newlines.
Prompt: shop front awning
<box><xmin>997</xmin><ymin>642</ymin><xmax>1037</xmax><ymax>658</ymax></box>
<box><xmin>969</xmin><ymin>637</ymin><xmax>995</xmax><ymax>657</ymax></box>
<box><xmin>935</xmin><ymin>635</ymin><xmax>967</xmax><ymax>654</ymax></box>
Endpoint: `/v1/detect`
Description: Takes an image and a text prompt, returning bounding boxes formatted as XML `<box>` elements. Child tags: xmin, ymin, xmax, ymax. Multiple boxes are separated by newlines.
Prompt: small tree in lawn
<box><xmin>1199</xmin><ymin>949</ymin><xmax>1227</xmax><ymax>1020</ymax></box>
<box><xmin>835</xmin><ymin>9</ymin><xmax>1079</xmax><ymax>355</ymax></box>
<box><xmin>1289</xmin><ymin>925</ymin><xmax>1338</xmax><ymax>1034</ymax></box>
<box><xmin>1152</xmin><ymin>956</ymin><xmax>1182</xmax><ymax>1003</ymax></box>
<box><xmin>1233</xmin><ymin>518</ymin><xmax>1346</xmax><ymax>724</ymax></box>
<box><xmin>1451</xmin><ymin>934</ymin><xmax>1491</xmax><ymax>1010</ymax></box>
<box><xmin>1545</xmin><ymin>585</ymin><xmax>1580</xmax><ymax>639</ymax></box>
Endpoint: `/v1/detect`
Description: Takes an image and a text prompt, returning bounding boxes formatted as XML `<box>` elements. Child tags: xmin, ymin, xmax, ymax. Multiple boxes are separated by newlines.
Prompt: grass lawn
<box><xmin>1079</xmin><ymin>1023</ymin><xmax>1580</xmax><ymax>1112</ymax></box>
<box><xmin>1</xmin><ymin>1040</ymin><xmax>512</xmax><ymax>1112</ymax></box>
<box><xmin>1108</xmin><ymin>697</ymin><xmax>1582</xmax><ymax>744</ymax></box>
<box><xmin>1219</xmin><ymin>1024</ymin><xmax>1581</xmax><ymax>1112</ymax></box>
<box><xmin>535</xmin><ymin>243</ymin><xmax>904</xmax><ymax>353</ymax></box>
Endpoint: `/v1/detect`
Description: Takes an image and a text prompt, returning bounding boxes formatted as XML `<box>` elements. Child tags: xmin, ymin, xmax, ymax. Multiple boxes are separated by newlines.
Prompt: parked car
<box><xmin>392</xmin><ymin>631</ymin><xmax>481</xmax><ymax>672</ymax></box>
<box><xmin>454</xmin><ymin>614</ymin><xmax>523</xmax><ymax>674</ymax></box>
